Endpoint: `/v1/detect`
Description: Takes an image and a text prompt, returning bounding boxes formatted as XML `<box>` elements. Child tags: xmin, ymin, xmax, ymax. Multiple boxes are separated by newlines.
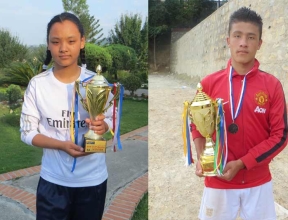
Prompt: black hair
<box><xmin>228</xmin><ymin>7</ymin><xmax>263</xmax><ymax>40</ymax></box>
<box><xmin>42</xmin><ymin>12</ymin><xmax>86</xmax><ymax>72</ymax></box>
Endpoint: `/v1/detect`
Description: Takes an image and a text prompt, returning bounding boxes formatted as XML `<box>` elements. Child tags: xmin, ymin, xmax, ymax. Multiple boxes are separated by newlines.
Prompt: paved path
<box><xmin>0</xmin><ymin>126</ymin><xmax>148</xmax><ymax>220</ymax></box>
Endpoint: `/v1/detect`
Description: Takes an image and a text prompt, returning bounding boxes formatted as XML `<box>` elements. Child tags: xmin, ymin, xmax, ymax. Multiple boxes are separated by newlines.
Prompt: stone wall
<box><xmin>170</xmin><ymin>0</ymin><xmax>288</xmax><ymax>94</ymax></box>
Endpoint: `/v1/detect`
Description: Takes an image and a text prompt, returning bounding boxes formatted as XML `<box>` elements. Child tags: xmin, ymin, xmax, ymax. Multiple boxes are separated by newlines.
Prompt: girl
<box><xmin>20</xmin><ymin>12</ymin><xmax>113</xmax><ymax>220</ymax></box>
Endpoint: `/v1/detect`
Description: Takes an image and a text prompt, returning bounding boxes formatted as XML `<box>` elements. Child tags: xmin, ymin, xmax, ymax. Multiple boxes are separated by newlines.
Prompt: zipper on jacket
<box><xmin>240</xmin><ymin>76</ymin><xmax>246</xmax><ymax>184</ymax></box>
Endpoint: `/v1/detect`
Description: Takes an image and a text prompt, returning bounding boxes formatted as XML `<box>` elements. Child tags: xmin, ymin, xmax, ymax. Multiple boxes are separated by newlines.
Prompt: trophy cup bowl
<box><xmin>189</xmin><ymin>83</ymin><xmax>217</xmax><ymax>176</ymax></box>
<box><xmin>75</xmin><ymin>65</ymin><xmax>120</xmax><ymax>153</ymax></box>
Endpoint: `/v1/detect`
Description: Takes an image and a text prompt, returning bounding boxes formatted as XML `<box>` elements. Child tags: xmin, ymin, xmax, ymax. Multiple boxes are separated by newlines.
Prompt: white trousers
<box><xmin>198</xmin><ymin>181</ymin><xmax>276</xmax><ymax>220</ymax></box>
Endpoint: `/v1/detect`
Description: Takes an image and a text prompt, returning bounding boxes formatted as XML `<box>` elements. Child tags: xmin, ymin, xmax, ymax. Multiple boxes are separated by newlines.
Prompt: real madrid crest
<box><xmin>255</xmin><ymin>91</ymin><xmax>268</xmax><ymax>106</ymax></box>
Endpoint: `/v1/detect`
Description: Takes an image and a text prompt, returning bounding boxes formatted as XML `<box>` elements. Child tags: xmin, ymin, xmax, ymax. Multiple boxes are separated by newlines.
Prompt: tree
<box><xmin>62</xmin><ymin>0</ymin><xmax>89</xmax><ymax>15</ymax></box>
<box><xmin>139</xmin><ymin>17</ymin><xmax>148</xmax><ymax>72</ymax></box>
<box><xmin>109</xmin><ymin>13</ymin><xmax>148</xmax><ymax>72</ymax></box>
<box><xmin>62</xmin><ymin>0</ymin><xmax>105</xmax><ymax>45</ymax></box>
<box><xmin>148</xmin><ymin>0</ymin><xmax>168</xmax><ymax>70</ymax></box>
<box><xmin>0</xmin><ymin>29</ymin><xmax>28</xmax><ymax>69</ymax></box>
<box><xmin>79</xmin><ymin>13</ymin><xmax>105</xmax><ymax>45</ymax></box>
<box><xmin>27</xmin><ymin>44</ymin><xmax>47</xmax><ymax>64</ymax></box>
<box><xmin>148</xmin><ymin>0</ymin><xmax>221</xmax><ymax>71</ymax></box>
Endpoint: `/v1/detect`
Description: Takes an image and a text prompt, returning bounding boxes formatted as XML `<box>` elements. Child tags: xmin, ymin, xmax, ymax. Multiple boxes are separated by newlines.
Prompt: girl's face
<box><xmin>47</xmin><ymin>20</ymin><xmax>85</xmax><ymax>69</ymax></box>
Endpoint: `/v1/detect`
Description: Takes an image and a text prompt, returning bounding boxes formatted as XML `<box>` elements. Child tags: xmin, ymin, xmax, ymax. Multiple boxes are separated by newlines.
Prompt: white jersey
<box><xmin>20</xmin><ymin>66</ymin><xmax>113</xmax><ymax>187</ymax></box>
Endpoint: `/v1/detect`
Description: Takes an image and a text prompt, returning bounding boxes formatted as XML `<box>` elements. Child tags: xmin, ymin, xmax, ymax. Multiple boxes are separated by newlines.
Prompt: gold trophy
<box><xmin>75</xmin><ymin>65</ymin><xmax>120</xmax><ymax>153</ymax></box>
<box><xmin>188</xmin><ymin>83</ymin><xmax>217</xmax><ymax>176</ymax></box>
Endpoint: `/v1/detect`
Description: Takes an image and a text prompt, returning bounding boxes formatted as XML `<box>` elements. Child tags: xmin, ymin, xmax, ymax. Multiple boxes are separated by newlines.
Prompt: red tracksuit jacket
<box><xmin>191</xmin><ymin>59</ymin><xmax>288</xmax><ymax>189</ymax></box>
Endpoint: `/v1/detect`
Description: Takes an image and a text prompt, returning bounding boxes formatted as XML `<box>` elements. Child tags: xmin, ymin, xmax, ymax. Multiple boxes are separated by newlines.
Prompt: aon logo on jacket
<box><xmin>254</xmin><ymin>106</ymin><xmax>266</xmax><ymax>113</ymax></box>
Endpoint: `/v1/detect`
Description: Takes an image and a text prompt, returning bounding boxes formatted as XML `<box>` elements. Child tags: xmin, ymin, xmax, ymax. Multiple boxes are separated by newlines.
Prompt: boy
<box><xmin>192</xmin><ymin>7</ymin><xmax>287</xmax><ymax>220</ymax></box>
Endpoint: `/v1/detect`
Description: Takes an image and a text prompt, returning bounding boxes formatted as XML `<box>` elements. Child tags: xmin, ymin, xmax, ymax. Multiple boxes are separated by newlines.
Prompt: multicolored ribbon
<box><xmin>182</xmin><ymin>101</ymin><xmax>193</xmax><ymax>166</ymax></box>
<box><xmin>110</xmin><ymin>83</ymin><xmax>124</xmax><ymax>151</ymax></box>
<box><xmin>70</xmin><ymin>75</ymin><xmax>94</xmax><ymax>172</ymax></box>
<box><xmin>214</xmin><ymin>99</ymin><xmax>228</xmax><ymax>175</ymax></box>
<box><xmin>229</xmin><ymin>66</ymin><xmax>251</xmax><ymax>122</ymax></box>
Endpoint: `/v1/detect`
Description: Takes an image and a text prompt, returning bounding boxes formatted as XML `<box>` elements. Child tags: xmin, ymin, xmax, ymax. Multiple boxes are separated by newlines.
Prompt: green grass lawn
<box><xmin>131</xmin><ymin>192</ymin><xmax>148</xmax><ymax>220</ymax></box>
<box><xmin>0</xmin><ymin>99</ymin><xmax>148</xmax><ymax>174</ymax></box>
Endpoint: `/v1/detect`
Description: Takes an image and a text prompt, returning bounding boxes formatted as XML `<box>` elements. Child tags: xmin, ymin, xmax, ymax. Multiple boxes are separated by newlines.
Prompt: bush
<box><xmin>6</xmin><ymin>84</ymin><xmax>22</xmax><ymax>103</ymax></box>
<box><xmin>122</xmin><ymin>75</ymin><xmax>142</xmax><ymax>96</ymax></box>
<box><xmin>102</xmin><ymin>72</ymin><xmax>115</xmax><ymax>84</ymax></box>
<box><xmin>135</xmin><ymin>70</ymin><xmax>148</xmax><ymax>83</ymax></box>
<box><xmin>1</xmin><ymin>61</ymin><xmax>42</xmax><ymax>87</ymax></box>
<box><xmin>0</xmin><ymin>90</ymin><xmax>8</xmax><ymax>101</ymax></box>
<box><xmin>0</xmin><ymin>114</ymin><xmax>20</xmax><ymax>127</ymax></box>
<box><xmin>105</xmin><ymin>44</ymin><xmax>137</xmax><ymax>79</ymax></box>
<box><xmin>85</xmin><ymin>43</ymin><xmax>112</xmax><ymax>73</ymax></box>
<box><xmin>117</xmin><ymin>70</ymin><xmax>130</xmax><ymax>79</ymax></box>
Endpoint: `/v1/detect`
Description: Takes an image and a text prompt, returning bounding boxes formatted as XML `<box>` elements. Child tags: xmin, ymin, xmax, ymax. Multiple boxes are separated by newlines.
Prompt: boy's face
<box><xmin>227</xmin><ymin>22</ymin><xmax>262</xmax><ymax>66</ymax></box>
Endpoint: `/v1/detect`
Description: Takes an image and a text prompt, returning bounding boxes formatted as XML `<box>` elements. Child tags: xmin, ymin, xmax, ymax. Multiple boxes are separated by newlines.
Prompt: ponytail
<box><xmin>80</xmin><ymin>48</ymin><xmax>86</xmax><ymax>68</ymax></box>
<box><xmin>42</xmin><ymin>49</ymin><xmax>52</xmax><ymax>72</ymax></box>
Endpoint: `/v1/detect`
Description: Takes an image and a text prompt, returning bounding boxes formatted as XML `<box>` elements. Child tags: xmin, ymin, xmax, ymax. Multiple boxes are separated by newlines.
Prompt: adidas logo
<box><xmin>254</xmin><ymin>106</ymin><xmax>266</xmax><ymax>114</ymax></box>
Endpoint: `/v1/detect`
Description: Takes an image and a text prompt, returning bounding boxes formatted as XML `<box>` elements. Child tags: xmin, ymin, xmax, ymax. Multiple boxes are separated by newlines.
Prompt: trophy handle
<box><xmin>75</xmin><ymin>80</ymin><xmax>89</xmax><ymax>111</ymax></box>
<box><xmin>102</xmin><ymin>83</ymin><xmax>121</xmax><ymax>112</ymax></box>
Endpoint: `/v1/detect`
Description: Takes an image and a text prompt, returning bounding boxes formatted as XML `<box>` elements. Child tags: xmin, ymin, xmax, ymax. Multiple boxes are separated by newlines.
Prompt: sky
<box><xmin>0</xmin><ymin>0</ymin><xmax>148</xmax><ymax>46</ymax></box>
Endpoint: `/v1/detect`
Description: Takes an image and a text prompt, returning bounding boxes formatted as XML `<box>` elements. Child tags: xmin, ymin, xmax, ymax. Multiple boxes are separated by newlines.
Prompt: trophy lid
<box><xmin>90</xmin><ymin>65</ymin><xmax>109</xmax><ymax>86</ymax></box>
<box><xmin>191</xmin><ymin>83</ymin><xmax>213</xmax><ymax>106</ymax></box>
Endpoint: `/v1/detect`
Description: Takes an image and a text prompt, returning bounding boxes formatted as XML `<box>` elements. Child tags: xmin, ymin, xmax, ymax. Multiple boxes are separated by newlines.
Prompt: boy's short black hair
<box><xmin>228</xmin><ymin>7</ymin><xmax>263</xmax><ymax>39</ymax></box>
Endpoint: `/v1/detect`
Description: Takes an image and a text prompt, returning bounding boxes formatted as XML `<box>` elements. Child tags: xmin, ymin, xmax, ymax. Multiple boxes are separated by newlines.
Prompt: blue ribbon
<box><xmin>218</xmin><ymin>101</ymin><xmax>225</xmax><ymax>166</ymax></box>
<box><xmin>229</xmin><ymin>66</ymin><xmax>249</xmax><ymax>121</ymax></box>
<box><xmin>186</xmin><ymin>107</ymin><xmax>192</xmax><ymax>165</ymax></box>
<box><xmin>116</xmin><ymin>85</ymin><xmax>124</xmax><ymax>150</ymax></box>
<box><xmin>71</xmin><ymin>75</ymin><xmax>94</xmax><ymax>172</ymax></box>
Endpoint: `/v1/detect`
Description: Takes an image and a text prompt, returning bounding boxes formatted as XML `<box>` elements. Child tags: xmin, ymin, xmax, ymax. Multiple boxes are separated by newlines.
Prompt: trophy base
<box><xmin>202</xmin><ymin>171</ymin><xmax>216</xmax><ymax>176</ymax></box>
<box><xmin>83</xmin><ymin>136</ymin><xmax>107</xmax><ymax>153</ymax></box>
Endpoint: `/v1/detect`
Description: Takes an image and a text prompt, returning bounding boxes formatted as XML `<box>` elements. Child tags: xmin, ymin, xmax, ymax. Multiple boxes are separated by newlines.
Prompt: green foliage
<box><xmin>105</xmin><ymin>44</ymin><xmax>137</xmax><ymax>79</ymax></box>
<box><xmin>149</xmin><ymin>0</ymin><xmax>168</xmax><ymax>36</ymax></box>
<box><xmin>85</xmin><ymin>43</ymin><xmax>112</xmax><ymax>72</ymax></box>
<box><xmin>117</xmin><ymin>70</ymin><xmax>131</xmax><ymax>80</ymax></box>
<box><xmin>109</xmin><ymin>13</ymin><xmax>148</xmax><ymax>71</ymax></box>
<box><xmin>131</xmin><ymin>192</ymin><xmax>148</xmax><ymax>220</ymax></box>
<box><xmin>62</xmin><ymin>0</ymin><xmax>89</xmax><ymax>15</ymax></box>
<box><xmin>122</xmin><ymin>75</ymin><xmax>141</xmax><ymax>96</ymax></box>
<box><xmin>149</xmin><ymin>0</ymin><xmax>218</xmax><ymax>31</ymax></box>
<box><xmin>0</xmin><ymin>29</ymin><xmax>28</xmax><ymax>69</ymax></box>
<box><xmin>0</xmin><ymin>90</ymin><xmax>8</xmax><ymax>102</ymax></box>
<box><xmin>80</xmin><ymin>13</ymin><xmax>105</xmax><ymax>45</ymax></box>
<box><xmin>148</xmin><ymin>0</ymin><xmax>219</xmax><ymax>70</ymax></box>
<box><xmin>135</xmin><ymin>71</ymin><xmax>148</xmax><ymax>83</ymax></box>
<box><xmin>62</xmin><ymin>0</ymin><xmax>105</xmax><ymax>45</ymax></box>
<box><xmin>0</xmin><ymin>61</ymin><xmax>42</xmax><ymax>87</ymax></box>
<box><xmin>0</xmin><ymin>113</ymin><xmax>43</xmax><ymax>174</ymax></box>
<box><xmin>27</xmin><ymin>44</ymin><xmax>47</xmax><ymax>64</ymax></box>
<box><xmin>6</xmin><ymin>84</ymin><xmax>22</xmax><ymax>103</ymax></box>
<box><xmin>138</xmin><ymin>18</ymin><xmax>148</xmax><ymax>72</ymax></box>
<box><xmin>102</xmin><ymin>72</ymin><xmax>115</xmax><ymax>84</ymax></box>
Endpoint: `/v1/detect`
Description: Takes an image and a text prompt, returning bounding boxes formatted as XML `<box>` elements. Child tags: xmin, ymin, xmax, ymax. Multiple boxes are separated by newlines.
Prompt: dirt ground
<box><xmin>148</xmin><ymin>74</ymin><xmax>288</xmax><ymax>220</ymax></box>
